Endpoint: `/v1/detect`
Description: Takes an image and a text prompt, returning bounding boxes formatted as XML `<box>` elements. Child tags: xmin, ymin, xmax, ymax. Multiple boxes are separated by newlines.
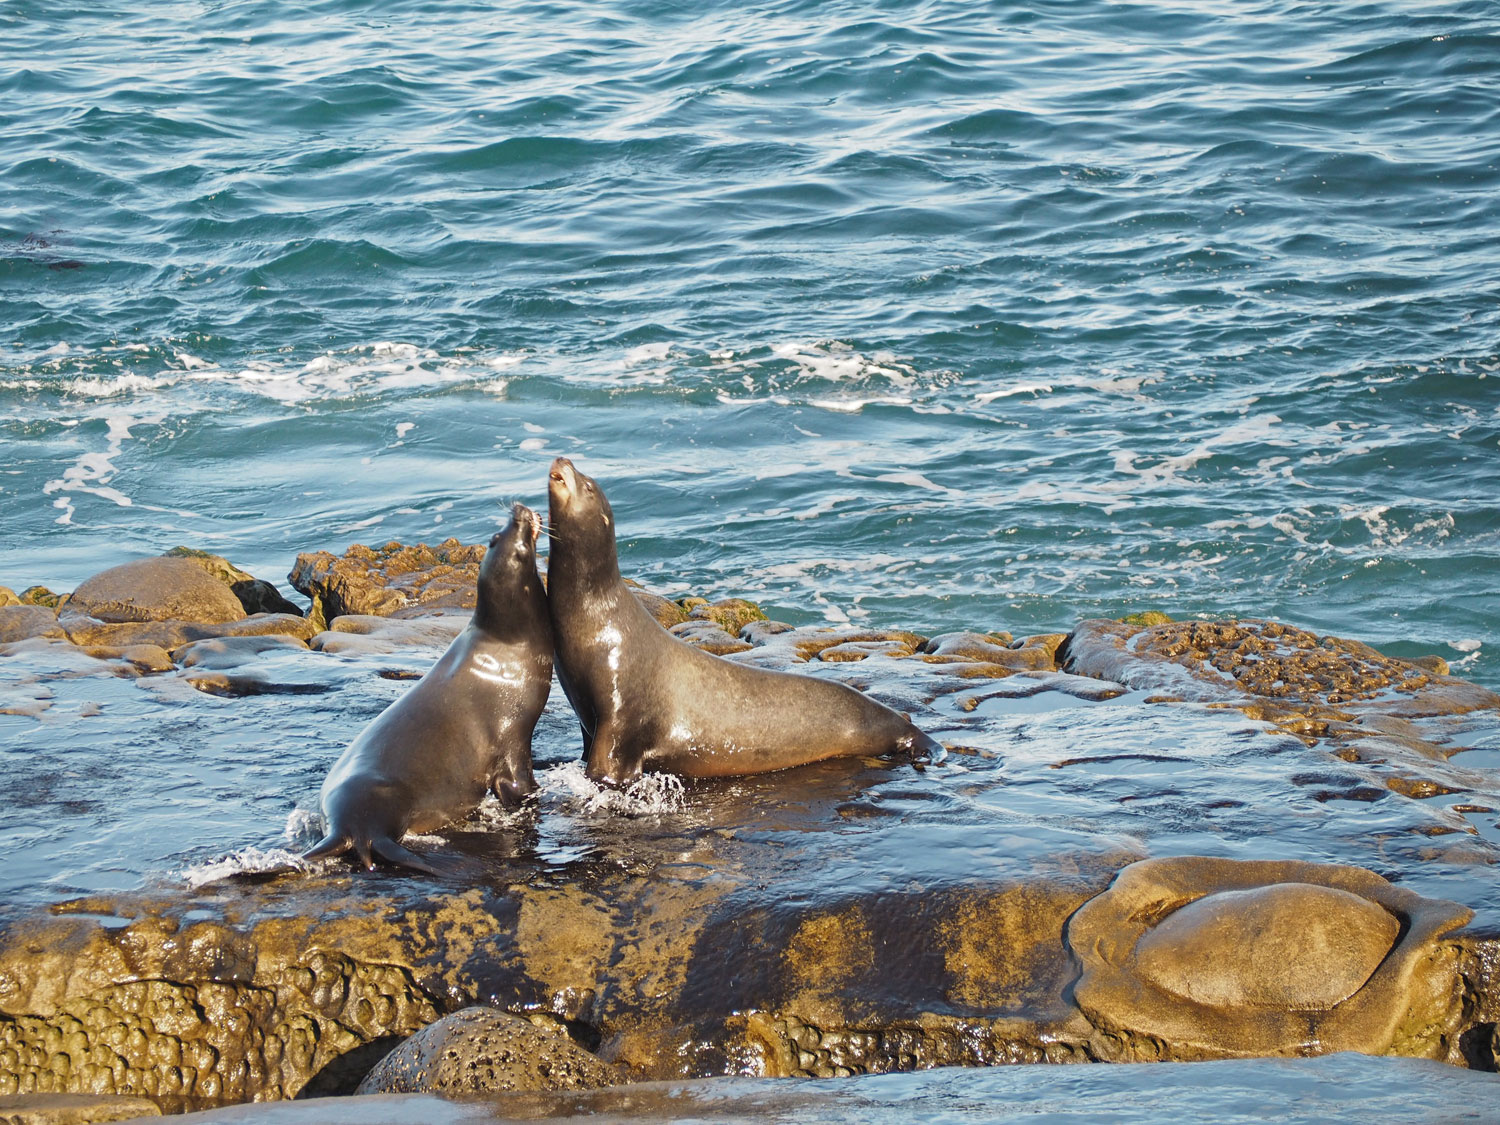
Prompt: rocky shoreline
<box><xmin>2</xmin><ymin>540</ymin><xmax>1499</xmax><ymax>1122</ymax></box>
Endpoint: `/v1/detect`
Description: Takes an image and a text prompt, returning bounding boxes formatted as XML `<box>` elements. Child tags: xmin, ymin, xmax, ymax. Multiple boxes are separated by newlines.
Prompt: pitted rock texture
<box><xmin>668</xmin><ymin>621</ymin><xmax>752</xmax><ymax>655</ymax></box>
<box><xmin>0</xmin><ymin>909</ymin><xmax>445</xmax><ymax>1113</ymax></box>
<box><xmin>745</xmin><ymin>1013</ymin><xmax>1090</xmax><ymax>1078</ymax></box>
<box><xmin>684</xmin><ymin>598</ymin><xmax>767</xmax><ymax>636</ymax></box>
<box><xmin>288</xmin><ymin>540</ymin><xmax>485</xmax><ymax>624</ymax></box>
<box><xmin>62</xmin><ymin>559</ymin><xmax>246</xmax><ymax>627</ymax></box>
<box><xmin>1067</xmin><ymin>857</ymin><xmax>1474</xmax><ymax>1061</ymax></box>
<box><xmin>1061</xmin><ymin>618</ymin><xmax>1484</xmax><ymax>713</ymax></box>
<box><xmin>1058</xmin><ymin>616</ymin><xmax>1500</xmax><ymax>805</ymax></box>
<box><xmin>0</xmin><ymin>1092</ymin><xmax>161</xmax><ymax>1123</ymax></box>
<box><xmin>356</xmin><ymin>1007</ymin><xmax>620</xmax><ymax>1095</ymax></box>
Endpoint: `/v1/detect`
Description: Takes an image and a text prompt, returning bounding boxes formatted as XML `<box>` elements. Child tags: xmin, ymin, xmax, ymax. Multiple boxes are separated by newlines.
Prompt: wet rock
<box><xmin>19</xmin><ymin>587</ymin><xmax>62</xmax><ymax>609</ymax></box>
<box><xmin>62</xmin><ymin>558</ymin><xmax>246</xmax><ymax>626</ymax></box>
<box><xmin>355</xmin><ymin>1007</ymin><xmax>621</xmax><ymax>1095</ymax></box>
<box><xmin>174</xmin><ymin>636</ymin><xmax>311</xmax><ymax>668</ymax></box>
<box><xmin>792</xmin><ymin>629</ymin><xmax>929</xmax><ymax>662</ymax></box>
<box><xmin>288</xmin><ymin>540</ymin><xmax>485</xmax><ymax>624</ymax></box>
<box><xmin>0</xmin><ymin>1092</ymin><xmax>162</xmax><ymax>1122</ymax></box>
<box><xmin>59</xmin><ymin>613</ymin><xmax>315</xmax><ymax>651</ymax></box>
<box><xmin>79</xmin><ymin>644</ymin><xmax>174</xmax><ymax>675</ymax></box>
<box><xmin>162</xmin><ymin>548</ymin><xmax>303</xmax><ymax>618</ymax></box>
<box><xmin>0</xmin><ymin>605</ymin><xmax>65</xmax><ymax>644</ymax></box>
<box><xmin>630</xmin><ymin>589</ymin><xmax>689</xmax><ymax>629</ymax></box>
<box><xmin>174</xmin><ymin>635</ymin><xmax>324</xmax><ymax>697</ymax></box>
<box><xmin>668</xmin><ymin>621</ymin><xmax>753</xmax><ymax>655</ymax></box>
<box><xmin>817</xmin><ymin>640</ymin><xmax>913</xmax><ymax>662</ymax></box>
<box><xmin>1068</xmin><ymin>856</ymin><xmax>1473</xmax><ymax>1060</ymax></box>
<box><xmin>200</xmin><ymin>614</ymin><xmax>318</xmax><ymax>644</ymax></box>
<box><xmin>310</xmin><ymin>614</ymin><xmax>468</xmax><ymax>655</ymax></box>
<box><xmin>0</xmin><ymin>585</ymin><xmax>18</xmax><ymax>608</ymax></box>
<box><xmin>740</xmin><ymin>620</ymin><xmax>795</xmax><ymax>645</ymax></box>
<box><xmin>1059</xmin><ymin>617</ymin><xmax>1500</xmax><ymax>792</ymax></box>
<box><xmin>920</xmin><ymin>632</ymin><xmax>1059</xmax><ymax>674</ymax></box>
<box><xmin>686</xmin><ymin>598</ymin><xmax>767</xmax><ymax>635</ymax></box>
<box><xmin>1133</xmin><ymin>884</ymin><xmax>1399</xmax><ymax>1010</ymax></box>
<box><xmin>1062</xmin><ymin>618</ymin><xmax>1472</xmax><ymax>710</ymax></box>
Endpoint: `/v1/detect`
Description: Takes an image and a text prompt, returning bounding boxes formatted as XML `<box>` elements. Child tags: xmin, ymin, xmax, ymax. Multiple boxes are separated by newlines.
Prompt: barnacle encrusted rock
<box><xmin>1066</xmin><ymin>856</ymin><xmax>1474</xmax><ymax>1061</ymax></box>
<box><xmin>356</xmin><ymin>1006</ymin><xmax>621</xmax><ymax>1094</ymax></box>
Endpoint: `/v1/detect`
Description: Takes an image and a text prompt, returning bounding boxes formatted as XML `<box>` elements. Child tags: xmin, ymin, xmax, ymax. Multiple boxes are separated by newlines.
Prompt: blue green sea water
<box><xmin>5</xmin><ymin>0</ymin><xmax>1497</xmax><ymax>681</ymax></box>
<box><xmin>2</xmin><ymin>1</ymin><xmax>1500</xmax><ymax>906</ymax></box>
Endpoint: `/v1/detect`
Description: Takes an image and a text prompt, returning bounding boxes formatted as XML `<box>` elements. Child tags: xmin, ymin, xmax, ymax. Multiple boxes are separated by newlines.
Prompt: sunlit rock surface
<box><xmin>288</xmin><ymin>540</ymin><xmax>487</xmax><ymax>626</ymax></box>
<box><xmin>1068</xmin><ymin>857</ymin><xmax>1472</xmax><ymax>1059</ymax></box>
<box><xmin>2</xmin><ymin>549</ymin><xmax>1499</xmax><ymax>1113</ymax></box>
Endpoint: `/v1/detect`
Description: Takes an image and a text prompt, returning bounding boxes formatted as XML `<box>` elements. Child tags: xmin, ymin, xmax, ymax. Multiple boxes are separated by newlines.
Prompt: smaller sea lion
<box><xmin>304</xmin><ymin>503</ymin><xmax>551</xmax><ymax>872</ymax></box>
<box><xmin>545</xmin><ymin>458</ymin><xmax>945</xmax><ymax>786</ymax></box>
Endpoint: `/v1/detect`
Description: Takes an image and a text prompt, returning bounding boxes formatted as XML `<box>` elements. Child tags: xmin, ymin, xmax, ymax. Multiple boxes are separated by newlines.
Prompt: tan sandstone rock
<box><xmin>1067</xmin><ymin>856</ymin><xmax>1474</xmax><ymax>1061</ymax></box>
<box><xmin>63</xmin><ymin>558</ymin><xmax>246</xmax><ymax>626</ymax></box>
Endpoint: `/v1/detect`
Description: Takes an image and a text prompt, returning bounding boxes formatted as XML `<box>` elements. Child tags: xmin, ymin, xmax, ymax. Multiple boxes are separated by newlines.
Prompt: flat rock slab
<box><xmin>356</xmin><ymin>1006</ymin><xmax>621</xmax><ymax>1095</ymax></box>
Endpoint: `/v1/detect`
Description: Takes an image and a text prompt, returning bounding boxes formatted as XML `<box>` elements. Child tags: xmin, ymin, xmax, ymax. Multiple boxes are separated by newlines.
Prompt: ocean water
<box><xmin>3</xmin><ymin>0</ymin><xmax>1497</xmax><ymax>684</ymax></box>
<box><xmin>2</xmin><ymin>1</ymin><xmax>1500</xmax><ymax>910</ymax></box>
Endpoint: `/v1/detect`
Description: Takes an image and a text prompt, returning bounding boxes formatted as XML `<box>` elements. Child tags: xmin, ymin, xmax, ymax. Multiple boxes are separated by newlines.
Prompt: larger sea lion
<box><xmin>304</xmin><ymin>503</ymin><xmax>551</xmax><ymax>872</ymax></box>
<box><xmin>546</xmin><ymin>458</ymin><xmax>944</xmax><ymax>786</ymax></box>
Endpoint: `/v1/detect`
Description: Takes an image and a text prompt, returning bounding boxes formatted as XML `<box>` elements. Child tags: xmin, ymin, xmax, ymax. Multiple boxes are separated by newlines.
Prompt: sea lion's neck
<box><xmin>549</xmin><ymin>525</ymin><xmax>621</xmax><ymax>597</ymax></box>
<box><xmin>473</xmin><ymin>568</ymin><xmax>550</xmax><ymax>642</ymax></box>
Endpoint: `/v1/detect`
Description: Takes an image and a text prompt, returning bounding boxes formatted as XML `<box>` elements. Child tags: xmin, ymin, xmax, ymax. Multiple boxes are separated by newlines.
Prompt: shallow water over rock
<box><xmin>167</xmin><ymin>1053</ymin><xmax>1500</xmax><ymax>1125</ymax></box>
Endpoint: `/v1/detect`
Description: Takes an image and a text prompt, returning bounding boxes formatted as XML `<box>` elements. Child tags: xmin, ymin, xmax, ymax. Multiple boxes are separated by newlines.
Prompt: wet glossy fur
<box><xmin>304</xmin><ymin>503</ymin><xmax>552</xmax><ymax>872</ymax></box>
<box><xmin>546</xmin><ymin>458</ymin><xmax>943</xmax><ymax>785</ymax></box>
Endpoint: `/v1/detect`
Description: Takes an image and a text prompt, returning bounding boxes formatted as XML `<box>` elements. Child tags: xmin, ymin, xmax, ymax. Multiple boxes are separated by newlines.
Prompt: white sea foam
<box><xmin>540</xmin><ymin>761</ymin><xmax>685</xmax><ymax>816</ymax></box>
<box><xmin>283</xmin><ymin>807</ymin><xmax>325</xmax><ymax>845</ymax></box>
<box><xmin>178</xmin><ymin>846</ymin><xmax>311</xmax><ymax>888</ymax></box>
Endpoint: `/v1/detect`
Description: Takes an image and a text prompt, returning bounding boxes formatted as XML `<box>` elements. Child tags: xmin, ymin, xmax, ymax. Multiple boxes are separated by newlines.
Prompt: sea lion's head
<box><xmin>547</xmin><ymin>457</ymin><xmax>620</xmax><ymax>585</ymax></box>
<box><xmin>549</xmin><ymin>458</ymin><xmax>615</xmax><ymax>535</ymax></box>
<box><xmin>478</xmin><ymin>502</ymin><xmax>543</xmax><ymax>605</ymax></box>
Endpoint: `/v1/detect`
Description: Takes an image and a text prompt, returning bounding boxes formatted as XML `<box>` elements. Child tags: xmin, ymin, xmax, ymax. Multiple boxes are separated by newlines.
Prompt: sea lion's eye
<box><xmin>550</xmin><ymin>471</ymin><xmax>564</xmax><ymax>483</ymax></box>
<box><xmin>584</xmin><ymin>481</ymin><xmax>594</xmax><ymax>493</ymax></box>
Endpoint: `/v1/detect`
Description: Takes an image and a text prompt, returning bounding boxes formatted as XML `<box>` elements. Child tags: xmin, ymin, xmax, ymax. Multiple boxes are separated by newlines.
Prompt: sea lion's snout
<box><xmin>510</xmin><ymin>501</ymin><xmax>537</xmax><ymax>546</ymax></box>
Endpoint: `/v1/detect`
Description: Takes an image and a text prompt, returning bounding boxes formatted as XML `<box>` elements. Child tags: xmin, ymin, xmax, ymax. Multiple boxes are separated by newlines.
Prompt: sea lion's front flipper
<box><xmin>583</xmin><ymin>719</ymin><xmax>638</xmax><ymax>788</ymax></box>
<box><xmin>302</xmin><ymin>833</ymin><xmax>350</xmax><ymax>862</ymax></box>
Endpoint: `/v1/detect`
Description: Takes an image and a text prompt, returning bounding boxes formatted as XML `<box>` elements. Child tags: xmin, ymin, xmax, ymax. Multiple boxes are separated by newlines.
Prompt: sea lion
<box><xmin>304</xmin><ymin>503</ymin><xmax>552</xmax><ymax>872</ymax></box>
<box><xmin>545</xmin><ymin>458</ymin><xmax>944</xmax><ymax>786</ymax></box>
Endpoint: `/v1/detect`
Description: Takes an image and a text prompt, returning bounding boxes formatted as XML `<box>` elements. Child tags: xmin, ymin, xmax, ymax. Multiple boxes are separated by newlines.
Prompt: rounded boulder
<box><xmin>65</xmin><ymin>557</ymin><xmax>247</xmax><ymax>625</ymax></box>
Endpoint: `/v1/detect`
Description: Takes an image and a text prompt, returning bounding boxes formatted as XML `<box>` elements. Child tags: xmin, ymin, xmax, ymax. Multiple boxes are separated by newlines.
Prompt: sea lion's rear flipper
<box><xmin>302</xmin><ymin>833</ymin><xmax>351</xmax><ymax>863</ymax></box>
<box><xmin>370</xmin><ymin>836</ymin><xmax>449</xmax><ymax>876</ymax></box>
